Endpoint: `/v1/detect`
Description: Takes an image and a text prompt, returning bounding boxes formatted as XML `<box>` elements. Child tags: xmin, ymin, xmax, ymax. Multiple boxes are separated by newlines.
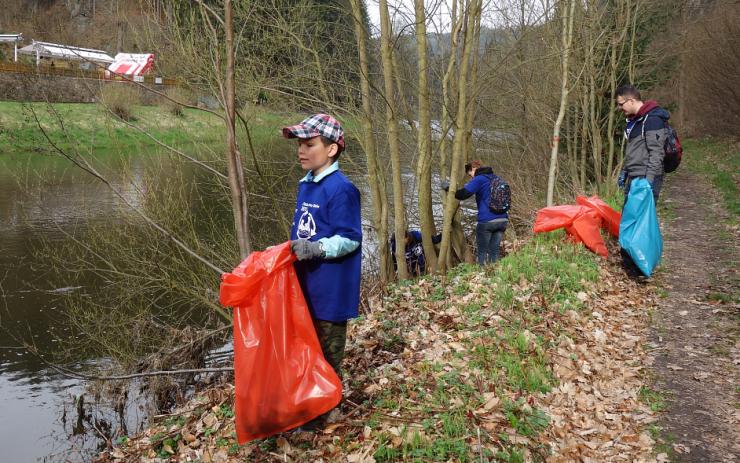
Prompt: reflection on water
<box><xmin>0</xmin><ymin>153</ymin><xmax>154</xmax><ymax>462</ymax></box>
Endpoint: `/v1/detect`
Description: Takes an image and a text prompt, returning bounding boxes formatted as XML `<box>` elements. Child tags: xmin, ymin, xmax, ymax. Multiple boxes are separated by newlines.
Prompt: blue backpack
<box><xmin>488</xmin><ymin>174</ymin><xmax>511</xmax><ymax>214</ymax></box>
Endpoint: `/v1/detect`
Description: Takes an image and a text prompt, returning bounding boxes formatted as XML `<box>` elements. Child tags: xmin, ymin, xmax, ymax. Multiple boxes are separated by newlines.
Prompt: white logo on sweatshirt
<box><xmin>297</xmin><ymin>210</ymin><xmax>317</xmax><ymax>239</ymax></box>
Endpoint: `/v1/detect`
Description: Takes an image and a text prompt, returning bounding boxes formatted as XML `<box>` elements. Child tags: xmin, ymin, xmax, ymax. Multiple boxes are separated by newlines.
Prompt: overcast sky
<box><xmin>365</xmin><ymin>0</ymin><xmax>456</xmax><ymax>35</ymax></box>
<box><xmin>364</xmin><ymin>0</ymin><xmax>552</xmax><ymax>35</ymax></box>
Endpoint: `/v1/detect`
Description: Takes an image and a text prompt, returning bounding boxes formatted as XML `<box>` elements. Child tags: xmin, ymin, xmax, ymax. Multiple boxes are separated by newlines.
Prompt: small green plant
<box><xmin>638</xmin><ymin>386</ymin><xmax>667</xmax><ymax>412</ymax></box>
<box><xmin>503</xmin><ymin>399</ymin><xmax>550</xmax><ymax>437</ymax></box>
<box><xmin>99</xmin><ymin>83</ymin><xmax>141</xmax><ymax>121</ymax></box>
<box><xmin>495</xmin><ymin>446</ymin><xmax>526</xmax><ymax>463</ymax></box>
<box><xmin>164</xmin><ymin>415</ymin><xmax>187</xmax><ymax>427</ymax></box>
<box><xmin>217</xmin><ymin>404</ymin><xmax>235</xmax><ymax>418</ymax></box>
<box><xmin>708</xmin><ymin>292</ymin><xmax>733</xmax><ymax>303</ymax></box>
<box><xmin>162</xmin><ymin>86</ymin><xmax>193</xmax><ymax>117</ymax></box>
<box><xmin>430</xmin><ymin>285</ymin><xmax>446</xmax><ymax>301</ymax></box>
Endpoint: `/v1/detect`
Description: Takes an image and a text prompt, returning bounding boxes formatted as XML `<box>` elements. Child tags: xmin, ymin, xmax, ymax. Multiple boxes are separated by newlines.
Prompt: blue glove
<box><xmin>291</xmin><ymin>239</ymin><xmax>325</xmax><ymax>261</ymax></box>
<box><xmin>617</xmin><ymin>170</ymin><xmax>627</xmax><ymax>189</ymax></box>
<box><xmin>440</xmin><ymin>180</ymin><xmax>450</xmax><ymax>192</ymax></box>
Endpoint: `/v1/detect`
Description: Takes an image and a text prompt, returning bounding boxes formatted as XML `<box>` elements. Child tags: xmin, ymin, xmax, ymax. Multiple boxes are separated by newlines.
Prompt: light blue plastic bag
<box><xmin>619</xmin><ymin>178</ymin><xmax>663</xmax><ymax>277</ymax></box>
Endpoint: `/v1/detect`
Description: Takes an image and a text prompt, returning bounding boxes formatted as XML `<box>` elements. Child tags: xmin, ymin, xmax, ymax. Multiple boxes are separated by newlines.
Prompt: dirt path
<box><xmin>647</xmin><ymin>168</ymin><xmax>740</xmax><ymax>461</ymax></box>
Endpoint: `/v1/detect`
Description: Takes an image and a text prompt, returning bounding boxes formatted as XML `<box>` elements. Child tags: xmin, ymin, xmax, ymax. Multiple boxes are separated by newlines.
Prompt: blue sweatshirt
<box><xmin>290</xmin><ymin>167</ymin><xmax>362</xmax><ymax>322</ymax></box>
<box><xmin>459</xmin><ymin>167</ymin><xmax>509</xmax><ymax>223</ymax></box>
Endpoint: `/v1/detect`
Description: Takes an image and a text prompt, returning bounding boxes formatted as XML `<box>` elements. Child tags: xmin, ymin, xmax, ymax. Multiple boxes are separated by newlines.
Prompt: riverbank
<box><xmin>0</xmin><ymin>101</ymin><xmax>316</xmax><ymax>159</ymax></box>
<box><xmin>96</xmin><ymin>232</ymin><xmax>662</xmax><ymax>462</ymax></box>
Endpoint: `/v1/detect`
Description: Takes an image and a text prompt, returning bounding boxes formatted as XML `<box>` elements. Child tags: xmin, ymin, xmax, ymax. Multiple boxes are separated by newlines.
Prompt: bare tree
<box><xmin>414</xmin><ymin>0</ymin><xmax>439</xmax><ymax>273</ymax></box>
<box><xmin>546</xmin><ymin>0</ymin><xmax>576</xmax><ymax>206</ymax></box>
<box><xmin>379</xmin><ymin>0</ymin><xmax>409</xmax><ymax>280</ymax></box>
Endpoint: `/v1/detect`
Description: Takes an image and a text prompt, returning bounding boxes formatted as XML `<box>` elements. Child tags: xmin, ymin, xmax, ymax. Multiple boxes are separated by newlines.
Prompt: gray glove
<box><xmin>440</xmin><ymin>179</ymin><xmax>450</xmax><ymax>192</ymax></box>
<box><xmin>290</xmin><ymin>239</ymin><xmax>325</xmax><ymax>261</ymax></box>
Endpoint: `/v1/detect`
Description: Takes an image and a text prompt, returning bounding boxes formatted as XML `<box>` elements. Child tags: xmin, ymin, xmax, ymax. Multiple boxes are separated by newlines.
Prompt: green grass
<box><xmin>682</xmin><ymin>138</ymin><xmax>740</xmax><ymax>221</ymax></box>
<box><xmin>492</xmin><ymin>231</ymin><xmax>601</xmax><ymax>313</ymax></box>
<box><xmin>638</xmin><ymin>385</ymin><xmax>667</xmax><ymax>412</ymax></box>
<box><xmin>503</xmin><ymin>398</ymin><xmax>550</xmax><ymax>437</ymax></box>
<box><xmin>0</xmin><ymin>101</ymin><xmax>308</xmax><ymax>161</ymax></box>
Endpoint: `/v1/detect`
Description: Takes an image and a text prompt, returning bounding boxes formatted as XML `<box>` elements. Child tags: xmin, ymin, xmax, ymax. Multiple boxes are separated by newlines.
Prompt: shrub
<box><xmin>162</xmin><ymin>86</ymin><xmax>193</xmax><ymax>117</ymax></box>
<box><xmin>99</xmin><ymin>83</ymin><xmax>140</xmax><ymax>121</ymax></box>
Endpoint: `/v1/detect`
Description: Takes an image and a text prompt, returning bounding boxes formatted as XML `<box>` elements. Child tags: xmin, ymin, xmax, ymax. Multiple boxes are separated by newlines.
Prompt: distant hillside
<box><xmin>0</xmin><ymin>0</ymin><xmax>146</xmax><ymax>55</ymax></box>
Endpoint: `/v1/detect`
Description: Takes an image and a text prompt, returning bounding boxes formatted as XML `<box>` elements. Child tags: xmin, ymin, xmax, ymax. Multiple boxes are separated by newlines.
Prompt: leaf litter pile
<box><xmin>96</xmin><ymin>234</ymin><xmax>662</xmax><ymax>462</ymax></box>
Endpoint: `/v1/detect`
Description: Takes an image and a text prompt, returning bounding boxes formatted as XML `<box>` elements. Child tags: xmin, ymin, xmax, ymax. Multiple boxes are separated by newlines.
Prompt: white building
<box><xmin>17</xmin><ymin>40</ymin><xmax>114</xmax><ymax>69</ymax></box>
<box><xmin>0</xmin><ymin>33</ymin><xmax>23</xmax><ymax>62</ymax></box>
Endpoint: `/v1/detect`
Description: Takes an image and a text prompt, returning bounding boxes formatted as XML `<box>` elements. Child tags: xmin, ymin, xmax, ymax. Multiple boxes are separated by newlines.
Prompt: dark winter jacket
<box><xmin>623</xmin><ymin>100</ymin><xmax>670</xmax><ymax>183</ymax></box>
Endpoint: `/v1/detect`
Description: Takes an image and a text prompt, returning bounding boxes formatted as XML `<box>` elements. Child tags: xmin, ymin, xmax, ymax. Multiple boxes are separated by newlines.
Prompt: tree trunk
<box><xmin>379</xmin><ymin>0</ymin><xmax>409</xmax><ymax>280</ymax></box>
<box><xmin>463</xmin><ymin>5</ymin><xmax>482</xmax><ymax>162</ymax></box>
<box><xmin>579</xmin><ymin>88</ymin><xmax>589</xmax><ymax>188</ymax></box>
<box><xmin>438</xmin><ymin>0</ymin><xmax>480</xmax><ymax>272</ymax></box>
<box><xmin>439</xmin><ymin>0</ymin><xmax>461</xmax><ymax>178</ymax></box>
<box><xmin>225</xmin><ymin>0</ymin><xmax>251</xmax><ymax>258</ymax></box>
<box><xmin>414</xmin><ymin>0</ymin><xmax>438</xmax><ymax>273</ymax></box>
<box><xmin>546</xmin><ymin>0</ymin><xmax>576</xmax><ymax>207</ymax></box>
<box><xmin>606</xmin><ymin>1</ymin><xmax>630</xmax><ymax>193</ymax></box>
<box><xmin>349</xmin><ymin>0</ymin><xmax>391</xmax><ymax>283</ymax></box>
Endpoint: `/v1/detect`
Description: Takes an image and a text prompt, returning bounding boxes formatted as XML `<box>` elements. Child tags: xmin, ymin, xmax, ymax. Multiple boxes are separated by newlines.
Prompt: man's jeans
<box><xmin>624</xmin><ymin>174</ymin><xmax>663</xmax><ymax>205</ymax></box>
<box><xmin>476</xmin><ymin>219</ymin><xmax>507</xmax><ymax>265</ymax></box>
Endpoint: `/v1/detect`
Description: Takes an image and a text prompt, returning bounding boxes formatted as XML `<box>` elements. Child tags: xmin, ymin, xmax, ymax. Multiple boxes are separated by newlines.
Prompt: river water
<box><xmin>0</xmin><ymin>125</ymin><xmax>464</xmax><ymax>461</ymax></box>
<box><xmin>0</xmin><ymin>139</ymin><xmax>381</xmax><ymax>461</ymax></box>
<box><xmin>0</xmin><ymin>151</ymin><xmax>180</xmax><ymax>462</ymax></box>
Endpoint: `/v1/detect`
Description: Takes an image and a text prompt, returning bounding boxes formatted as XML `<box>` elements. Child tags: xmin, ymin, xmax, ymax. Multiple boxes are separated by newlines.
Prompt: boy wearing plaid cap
<box><xmin>282</xmin><ymin>113</ymin><xmax>362</xmax><ymax>430</ymax></box>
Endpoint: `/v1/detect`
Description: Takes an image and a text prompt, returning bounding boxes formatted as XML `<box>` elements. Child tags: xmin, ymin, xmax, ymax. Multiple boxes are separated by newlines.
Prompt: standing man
<box><xmin>616</xmin><ymin>84</ymin><xmax>671</xmax><ymax>202</ymax></box>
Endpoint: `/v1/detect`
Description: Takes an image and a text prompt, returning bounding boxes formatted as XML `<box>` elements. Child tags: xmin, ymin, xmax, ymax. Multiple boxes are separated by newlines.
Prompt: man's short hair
<box><xmin>615</xmin><ymin>84</ymin><xmax>641</xmax><ymax>101</ymax></box>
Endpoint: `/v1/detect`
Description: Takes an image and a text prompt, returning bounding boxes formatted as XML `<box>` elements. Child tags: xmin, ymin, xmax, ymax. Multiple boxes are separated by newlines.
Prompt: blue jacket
<box><xmin>456</xmin><ymin>167</ymin><xmax>509</xmax><ymax>223</ymax></box>
<box><xmin>390</xmin><ymin>230</ymin><xmax>442</xmax><ymax>276</ymax></box>
<box><xmin>290</xmin><ymin>169</ymin><xmax>362</xmax><ymax>322</ymax></box>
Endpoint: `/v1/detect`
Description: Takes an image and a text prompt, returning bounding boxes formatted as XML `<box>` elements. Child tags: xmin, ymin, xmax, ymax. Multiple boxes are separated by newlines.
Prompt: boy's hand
<box><xmin>291</xmin><ymin>239</ymin><xmax>325</xmax><ymax>260</ymax></box>
<box><xmin>440</xmin><ymin>180</ymin><xmax>450</xmax><ymax>192</ymax></box>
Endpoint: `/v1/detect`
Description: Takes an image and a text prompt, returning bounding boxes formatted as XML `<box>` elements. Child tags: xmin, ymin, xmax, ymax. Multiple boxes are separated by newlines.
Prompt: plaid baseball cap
<box><xmin>282</xmin><ymin>113</ymin><xmax>345</xmax><ymax>150</ymax></box>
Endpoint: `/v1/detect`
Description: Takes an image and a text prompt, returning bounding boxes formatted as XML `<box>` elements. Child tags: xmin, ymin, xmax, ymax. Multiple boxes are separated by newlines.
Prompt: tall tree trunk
<box><xmin>225</xmin><ymin>0</ymin><xmax>251</xmax><ymax>258</ymax></box>
<box><xmin>439</xmin><ymin>0</ymin><xmax>461</xmax><ymax>178</ymax></box>
<box><xmin>438</xmin><ymin>0</ymin><xmax>479</xmax><ymax>271</ymax></box>
<box><xmin>579</xmin><ymin>88</ymin><xmax>589</xmax><ymax>188</ymax></box>
<box><xmin>606</xmin><ymin>1</ymin><xmax>630</xmax><ymax>193</ymax></box>
<box><xmin>627</xmin><ymin>0</ymin><xmax>640</xmax><ymax>84</ymax></box>
<box><xmin>414</xmin><ymin>0</ymin><xmax>438</xmax><ymax>273</ymax></box>
<box><xmin>379</xmin><ymin>0</ymin><xmax>409</xmax><ymax>280</ymax></box>
<box><xmin>463</xmin><ymin>6</ymin><xmax>482</xmax><ymax>162</ymax></box>
<box><xmin>546</xmin><ymin>0</ymin><xmax>576</xmax><ymax>207</ymax></box>
<box><xmin>349</xmin><ymin>0</ymin><xmax>391</xmax><ymax>283</ymax></box>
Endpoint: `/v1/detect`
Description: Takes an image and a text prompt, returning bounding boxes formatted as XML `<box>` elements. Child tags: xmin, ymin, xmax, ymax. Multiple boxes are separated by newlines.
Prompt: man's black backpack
<box><xmin>642</xmin><ymin>114</ymin><xmax>683</xmax><ymax>173</ymax></box>
<box><xmin>488</xmin><ymin>174</ymin><xmax>511</xmax><ymax>214</ymax></box>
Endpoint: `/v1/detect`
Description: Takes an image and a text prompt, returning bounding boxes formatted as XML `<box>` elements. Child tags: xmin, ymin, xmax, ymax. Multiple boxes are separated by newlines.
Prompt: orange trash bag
<box><xmin>532</xmin><ymin>205</ymin><xmax>587</xmax><ymax>233</ymax></box>
<box><xmin>219</xmin><ymin>242</ymin><xmax>342</xmax><ymax>443</ymax></box>
<box><xmin>576</xmin><ymin>195</ymin><xmax>621</xmax><ymax>238</ymax></box>
<box><xmin>533</xmin><ymin>205</ymin><xmax>608</xmax><ymax>258</ymax></box>
<box><xmin>564</xmin><ymin>209</ymin><xmax>608</xmax><ymax>257</ymax></box>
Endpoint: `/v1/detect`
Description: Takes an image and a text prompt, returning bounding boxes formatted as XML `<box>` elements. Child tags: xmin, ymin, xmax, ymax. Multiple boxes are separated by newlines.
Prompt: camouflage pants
<box><xmin>312</xmin><ymin>318</ymin><xmax>347</xmax><ymax>379</ymax></box>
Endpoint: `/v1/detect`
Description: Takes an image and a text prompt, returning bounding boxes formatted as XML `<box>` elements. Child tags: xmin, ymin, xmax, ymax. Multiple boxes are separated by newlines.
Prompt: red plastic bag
<box><xmin>219</xmin><ymin>242</ymin><xmax>342</xmax><ymax>443</ymax></box>
<box><xmin>565</xmin><ymin>209</ymin><xmax>608</xmax><ymax>257</ymax></box>
<box><xmin>533</xmin><ymin>205</ymin><xmax>608</xmax><ymax>258</ymax></box>
<box><xmin>576</xmin><ymin>195</ymin><xmax>621</xmax><ymax>238</ymax></box>
<box><xmin>533</xmin><ymin>205</ymin><xmax>588</xmax><ymax>233</ymax></box>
